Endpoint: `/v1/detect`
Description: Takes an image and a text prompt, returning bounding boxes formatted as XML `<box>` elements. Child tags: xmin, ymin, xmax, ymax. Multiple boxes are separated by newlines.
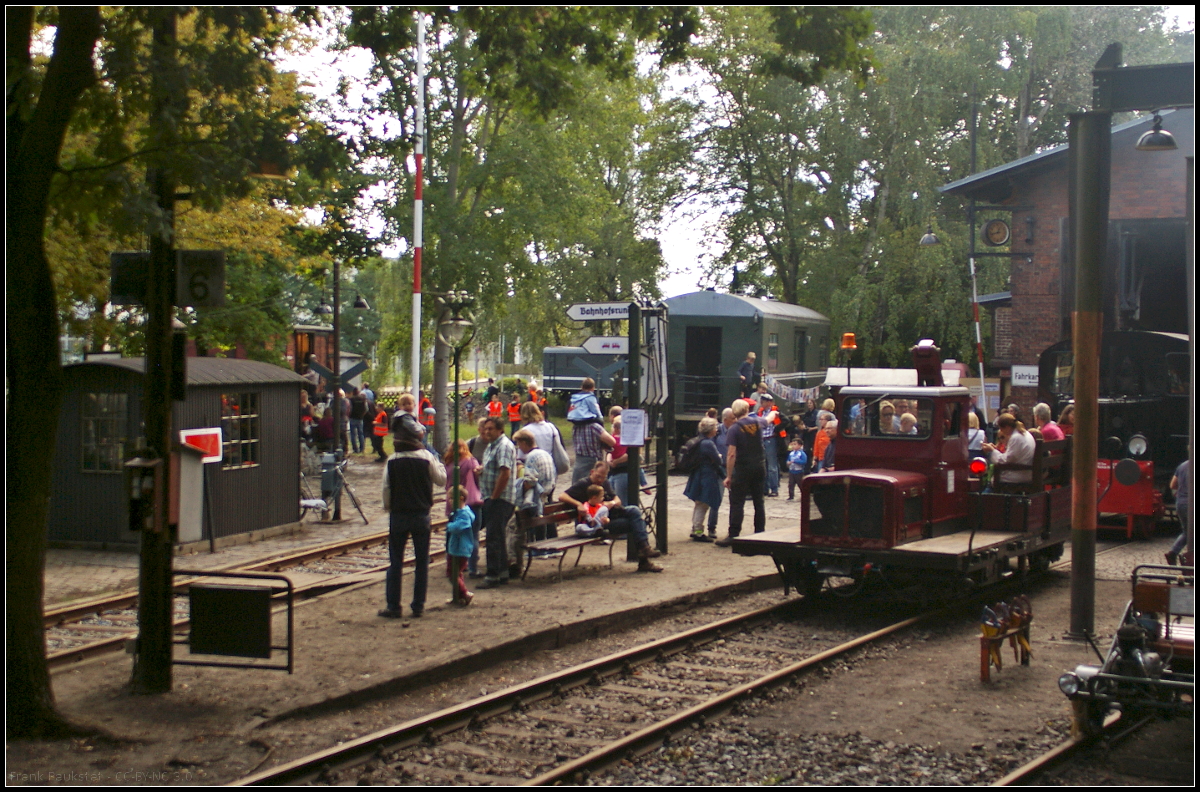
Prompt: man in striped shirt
<box><xmin>477</xmin><ymin>417</ymin><xmax>522</xmax><ymax>588</ymax></box>
<box><xmin>571</xmin><ymin>419</ymin><xmax>615</xmax><ymax>483</ymax></box>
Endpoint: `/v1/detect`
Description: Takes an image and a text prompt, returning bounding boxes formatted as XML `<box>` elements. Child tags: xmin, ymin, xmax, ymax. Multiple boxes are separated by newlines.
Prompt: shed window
<box><xmin>221</xmin><ymin>392</ymin><xmax>260</xmax><ymax>469</ymax></box>
<box><xmin>81</xmin><ymin>392</ymin><xmax>128</xmax><ymax>472</ymax></box>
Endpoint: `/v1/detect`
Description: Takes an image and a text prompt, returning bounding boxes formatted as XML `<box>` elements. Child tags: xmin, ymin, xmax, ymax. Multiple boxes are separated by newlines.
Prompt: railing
<box><xmin>674</xmin><ymin>374</ymin><xmax>725</xmax><ymax>413</ymax></box>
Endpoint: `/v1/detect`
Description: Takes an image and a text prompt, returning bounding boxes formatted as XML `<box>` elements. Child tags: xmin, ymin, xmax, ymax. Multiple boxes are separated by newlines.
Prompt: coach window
<box><xmin>81</xmin><ymin>392</ymin><xmax>128</xmax><ymax>472</ymax></box>
<box><xmin>221</xmin><ymin>392</ymin><xmax>260</xmax><ymax>469</ymax></box>
<box><xmin>767</xmin><ymin>333</ymin><xmax>779</xmax><ymax>372</ymax></box>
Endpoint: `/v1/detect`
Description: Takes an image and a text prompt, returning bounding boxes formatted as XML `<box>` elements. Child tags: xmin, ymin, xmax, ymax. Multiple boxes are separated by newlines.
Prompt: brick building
<box><xmin>941</xmin><ymin>108</ymin><xmax>1193</xmax><ymax>413</ymax></box>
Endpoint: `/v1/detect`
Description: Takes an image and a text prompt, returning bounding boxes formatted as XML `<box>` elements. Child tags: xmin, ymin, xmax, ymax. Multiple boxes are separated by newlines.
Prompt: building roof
<box><xmin>939</xmin><ymin>109</ymin><xmax>1192</xmax><ymax>202</ymax></box>
<box><xmin>664</xmin><ymin>290</ymin><xmax>829</xmax><ymax>324</ymax></box>
<box><xmin>67</xmin><ymin>357</ymin><xmax>307</xmax><ymax>386</ymax></box>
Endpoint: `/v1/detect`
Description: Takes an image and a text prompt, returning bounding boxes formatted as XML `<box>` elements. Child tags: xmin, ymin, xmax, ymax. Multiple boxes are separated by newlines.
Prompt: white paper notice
<box><xmin>621</xmin><ymin>409</ymin><xmax>647</xmax><ymax>446</ymax></box>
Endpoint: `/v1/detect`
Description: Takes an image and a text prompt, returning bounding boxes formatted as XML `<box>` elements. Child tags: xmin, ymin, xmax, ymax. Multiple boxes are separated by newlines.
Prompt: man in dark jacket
<box><xmin>716</xmin><ymin>399</ymin><xmax>768</xmax><ymax>547</ymax></box>
<box><xmin>379</xmin><ymin>421</ymin><xmax>446</xmax><ymax>619</ymax></box>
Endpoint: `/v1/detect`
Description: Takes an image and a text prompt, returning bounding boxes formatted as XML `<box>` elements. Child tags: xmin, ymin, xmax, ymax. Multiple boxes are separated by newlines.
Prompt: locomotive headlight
<box><xmin>1127</xmin><ymin>434</ymin><xmax>1149</xmax><ymax>458</ymax></box>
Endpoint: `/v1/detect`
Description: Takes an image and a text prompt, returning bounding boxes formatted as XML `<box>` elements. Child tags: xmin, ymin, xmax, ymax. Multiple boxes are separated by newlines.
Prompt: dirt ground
<box><xmin>12</xmin><ymin>453</ymin><xmax>1188</xmax><ymax>786</ymax></box>
<box><xmin>744</xmin><ymin>574</ymin><xmax>1131</xmax><ymax>752</ymax></box>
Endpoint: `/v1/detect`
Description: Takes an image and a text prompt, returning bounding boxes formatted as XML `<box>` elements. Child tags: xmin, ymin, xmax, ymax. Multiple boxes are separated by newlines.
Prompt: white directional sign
<box><xmin>582</xmin><ymin>336</ymin><xmax>628</xmax><ymax>355</ymax></box>
<box><xmin>566</xmin><ymin>302</ymin><xmax>631</xmax><ymax>321</ymax></box>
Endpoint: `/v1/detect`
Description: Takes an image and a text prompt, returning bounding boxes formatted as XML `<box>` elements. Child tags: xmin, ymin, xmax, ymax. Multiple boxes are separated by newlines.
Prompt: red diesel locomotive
<box><xmin>733</xmin><ymin>344</ymin><xmax>1072</xmax><ymax>599</ymax></box>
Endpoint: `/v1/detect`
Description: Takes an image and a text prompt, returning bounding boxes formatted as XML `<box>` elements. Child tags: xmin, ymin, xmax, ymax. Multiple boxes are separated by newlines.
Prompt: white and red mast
<box><xmin>410</xmin><ymin>12</ymin><xmax>426</xmax><ymax>403</ymax></box>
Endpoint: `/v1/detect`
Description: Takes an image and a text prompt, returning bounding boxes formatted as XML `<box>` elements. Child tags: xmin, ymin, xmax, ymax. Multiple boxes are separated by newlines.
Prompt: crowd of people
<box><xmin>308</xmin><ymin>363</ymin><xmax>1115</xmax><ymax>619</ymax></box>
<box><xmin>679</xmin><ymin>386</ymin><xmax>837</xmax><ymax>549</ymax></box>
<box><xmin>351</xmin><ymin>376</ymin><xmax>662</xmax><ymax>621</ymax></box>
<box><xmin>682</xmin><ymin>349</ymin><xmax>1087</xmax><ymax>547</ymax></box>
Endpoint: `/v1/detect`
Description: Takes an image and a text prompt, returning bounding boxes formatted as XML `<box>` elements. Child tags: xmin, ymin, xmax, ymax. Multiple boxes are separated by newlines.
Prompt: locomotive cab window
<box><xmin>843</xmin><ymin>396</ymin><xmax>934</xmax><ymax>439</ymax></box>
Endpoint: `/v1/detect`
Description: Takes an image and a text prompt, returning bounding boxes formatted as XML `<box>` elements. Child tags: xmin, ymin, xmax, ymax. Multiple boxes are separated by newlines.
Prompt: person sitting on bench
<box><xmin>559</xmin><ymin>461</ymin><xmax>662</xmax><ymax>573</ymax></box>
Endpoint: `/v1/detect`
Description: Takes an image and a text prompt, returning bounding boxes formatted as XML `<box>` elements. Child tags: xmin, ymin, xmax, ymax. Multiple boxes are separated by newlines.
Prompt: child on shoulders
<box><xmin>568</xmin><ymin>378</ymin><xmax>603</xmax><ymax>426</ymax></box>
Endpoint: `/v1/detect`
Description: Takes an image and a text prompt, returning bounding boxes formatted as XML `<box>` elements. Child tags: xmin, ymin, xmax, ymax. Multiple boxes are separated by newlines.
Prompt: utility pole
<box><xmin>132</xmin><ymin>7</ymin><xmax>180</xmax><ymax>694</ymax></box>
<box><xmin>1066</xmin><ymin>111</ymin><xmax>1110</xmax><ymax>638</ymax></box>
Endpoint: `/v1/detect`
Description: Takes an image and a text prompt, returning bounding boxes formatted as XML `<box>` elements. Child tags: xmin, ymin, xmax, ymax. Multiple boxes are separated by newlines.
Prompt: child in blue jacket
<box><xmin>446</xmin><ymin>486</ymin><xmax>477</xmax><ymax>606</ymax></box>
<box><xmin>568</xmin><ymin>377</ymin><xmax>603</xmax><ymax>426</ymax></box>
<box><xmin>786</xmin><ymin>438</ymin><xmax>808</xmax><ymax>501</ymax></box>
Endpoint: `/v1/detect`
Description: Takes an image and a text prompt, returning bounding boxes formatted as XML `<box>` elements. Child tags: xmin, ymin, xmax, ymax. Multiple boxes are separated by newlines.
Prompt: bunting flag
<box><xmin>761</xmin><ymin>374</ymin><xmax>822</xmax><ymax>408</ymax></box>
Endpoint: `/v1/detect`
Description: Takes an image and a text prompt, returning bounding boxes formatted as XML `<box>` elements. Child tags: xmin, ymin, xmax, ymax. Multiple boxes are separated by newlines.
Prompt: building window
<box><xmin>81</xmin><ymin>392</ymin><xmax>128</xmax><ymax>472</ymax></box>
<box><xmin>221</xmin><ymin>392</ymin><xmax>260</xmax><ymax>469</ymax></box>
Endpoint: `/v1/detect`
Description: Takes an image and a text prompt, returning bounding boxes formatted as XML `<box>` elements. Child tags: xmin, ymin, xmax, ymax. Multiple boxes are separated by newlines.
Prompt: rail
<box><xmin>235</xmin><ymin>599</ymin><xmax>935</xmax><ymax>785</ymax></box>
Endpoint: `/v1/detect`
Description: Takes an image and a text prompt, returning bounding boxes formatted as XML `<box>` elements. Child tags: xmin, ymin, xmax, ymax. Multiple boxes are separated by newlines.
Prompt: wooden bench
<box><xmin>516</xmin><ymin>503</ymin><xmax>616</xmax><ymax>582</ymax></box>
<box><xmin>992</xmin><ymin>437</ymin><xmax>1071</xmax><ymax>494</ymax></box>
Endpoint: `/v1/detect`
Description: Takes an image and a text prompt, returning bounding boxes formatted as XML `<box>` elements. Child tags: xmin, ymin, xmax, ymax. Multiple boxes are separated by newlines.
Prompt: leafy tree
<box><xmin>696</xmin><ymin>5</ymin><xmax>1190</xmax><ymax>367</ymax></box>
<box><xmin>6</xmin><ymin>5</ymin><xmax>322</xmax><ymax>734</ymax></box>
<box><xmin>342</xmin><ymin>6</ymin><xmax>701</xmax><ymax>448</ymax></box>
<box><xmin>494</xmin><ymin>69</ymin><xmax>696</xmax><ymax>365</ymax></box>
<box><xmin>7</xmin><ymin>5</ymin><xmax>103</xmax><ymax>740</ymax></box>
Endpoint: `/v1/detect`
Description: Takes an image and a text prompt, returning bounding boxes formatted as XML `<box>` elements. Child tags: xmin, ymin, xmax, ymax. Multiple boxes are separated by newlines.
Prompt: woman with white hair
<box><xmin>683</xmin><ymin>417</ymin><xmax>723</xmax><ymax>542</ymax></box>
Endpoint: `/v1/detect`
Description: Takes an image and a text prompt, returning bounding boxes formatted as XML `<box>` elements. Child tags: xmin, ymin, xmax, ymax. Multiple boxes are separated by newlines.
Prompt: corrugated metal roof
<box><xmin>664</xmin><ymin>290</ymin><xmax>829</xmax><ymax>324</ymax></box>
<box><xmin>68</xmin><ymin>357</ymin><xmax>307</xmax><ymax>386</ymax></box>
<box><xmin>940</xmin><ymin>110</ymin><xmax>1188</xmax><ymax>198</ymax></box>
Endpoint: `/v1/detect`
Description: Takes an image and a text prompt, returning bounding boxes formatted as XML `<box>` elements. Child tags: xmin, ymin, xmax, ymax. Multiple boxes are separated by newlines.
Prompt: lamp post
<box><xmin>437</xmin><ymin>291</ymin><xmax>476</xmax><ymax>510</ymax></box>
<box><xmin>317</xmin><ymin>264</ymin><xmax>370</xmax><ymax>520</ymax></box>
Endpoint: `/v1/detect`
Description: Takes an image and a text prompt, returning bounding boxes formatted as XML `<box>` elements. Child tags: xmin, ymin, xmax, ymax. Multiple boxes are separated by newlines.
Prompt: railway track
<box><xmin>44</xmin><ymin>519</ymin><xmax>449</xmax><ymax>671</ymax></box>
<box><xmin>996</xmin><ymin>711</ymin><xmax>1194</xmax><ymax>785</ymax></box>
<box><xmin>234</xmin><ymin>598</ymin><xmax>933</xmax><ymax>785</ymax></box>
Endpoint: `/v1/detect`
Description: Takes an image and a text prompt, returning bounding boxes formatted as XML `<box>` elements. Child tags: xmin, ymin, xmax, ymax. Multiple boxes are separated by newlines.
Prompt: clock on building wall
<box><xmin>982</xmin><ymin>218</ymin><xmax>1011</xmax><ymax>247</ymax></box>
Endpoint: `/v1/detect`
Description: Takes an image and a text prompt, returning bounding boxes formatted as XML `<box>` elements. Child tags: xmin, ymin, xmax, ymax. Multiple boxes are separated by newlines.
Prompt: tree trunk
<box><xmin>6</xmin><ymin>6</ymin><xmax>101</xmax><ymax>739</ymax></box>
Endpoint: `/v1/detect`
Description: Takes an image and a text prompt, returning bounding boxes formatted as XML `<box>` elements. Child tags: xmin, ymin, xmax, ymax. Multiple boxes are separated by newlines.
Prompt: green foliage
<box><xmin>346</xmin><ymin>7</ymin><xmax>698</xmax><ymax>115</ymax></box>
<box><xmin>498</xmin><ymin>377</ymin><xmax>525</xmax><ymax>394</ymax></box>
<box><xmin>697</xmin><ymin>5</ymin><xmax>1191</xmax><ymax>367</ymax></box>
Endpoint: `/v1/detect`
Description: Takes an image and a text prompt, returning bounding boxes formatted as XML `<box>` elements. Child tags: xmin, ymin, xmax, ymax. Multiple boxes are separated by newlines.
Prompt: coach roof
<box><xmin>664</xmin><ymin>291</ymin><xmax>829</xmax><ymax>324</ymax></box>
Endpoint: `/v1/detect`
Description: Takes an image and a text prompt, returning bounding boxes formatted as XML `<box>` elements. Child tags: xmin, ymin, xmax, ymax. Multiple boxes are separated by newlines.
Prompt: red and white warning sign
<box><xmin>179</xmin><ymin>428</ymin><xmax>223</xmax><ymax>464</ymax></box>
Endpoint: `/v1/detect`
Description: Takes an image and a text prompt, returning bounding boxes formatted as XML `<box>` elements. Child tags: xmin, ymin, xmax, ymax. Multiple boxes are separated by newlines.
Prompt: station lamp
<box><xmin>1135</xmin><ymin>112</ymin><xmax>1177</xmax><ymax>152</ymax></box>
<box><xmin>437</xmin><ymin>291</ymin><xmax>476</xmax><ymax>510</ymax></box>
<box><xmin>919</xmin><ymin>225</ymin><xmax>941</xmax><ymax>246</ymax></box>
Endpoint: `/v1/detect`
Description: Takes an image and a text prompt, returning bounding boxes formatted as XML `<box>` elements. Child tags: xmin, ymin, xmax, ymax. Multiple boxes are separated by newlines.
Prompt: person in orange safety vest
<box><xmin>371</xmin><ymin>404</ymin><xmax>390</xmax><ymax>462</ymax></box>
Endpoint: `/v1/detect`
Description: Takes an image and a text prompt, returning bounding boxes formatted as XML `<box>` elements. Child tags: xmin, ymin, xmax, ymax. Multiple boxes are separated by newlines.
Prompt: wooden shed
<box><xmin>49</xmin><ymin>357</ymin><xmax>306</xmax><ymax>549</ymax></box>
